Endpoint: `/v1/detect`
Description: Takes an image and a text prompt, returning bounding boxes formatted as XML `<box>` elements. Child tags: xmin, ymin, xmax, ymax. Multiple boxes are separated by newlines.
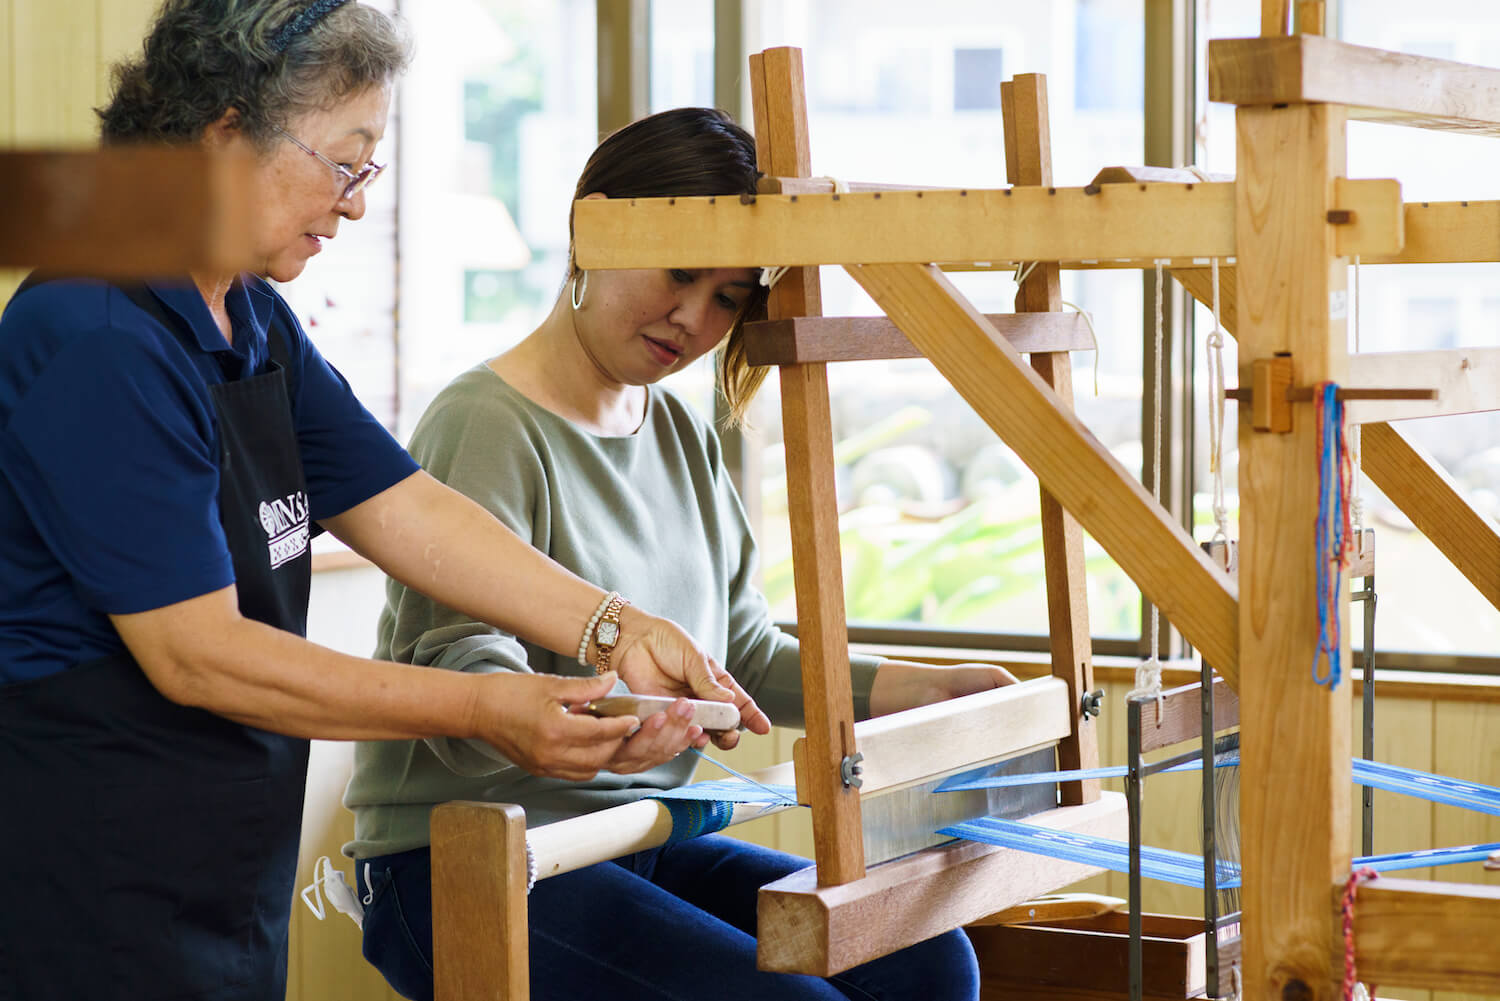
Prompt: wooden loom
<box><xmin>428</xmin><ymin>50</ymin><xmax>1130</xmax><ymax>1001</ymax></box>
<box><xmin>435</xmin><ymin>5</ymin><xmax>1500</xmax><ymax>995</ymax></box>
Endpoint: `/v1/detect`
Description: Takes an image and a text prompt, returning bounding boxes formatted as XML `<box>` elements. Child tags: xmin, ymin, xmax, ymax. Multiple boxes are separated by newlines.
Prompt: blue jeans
<box><xmin>358</xmin><ymin>835</ymin><xmax>979</xmax><ymax>1001</ymax></box>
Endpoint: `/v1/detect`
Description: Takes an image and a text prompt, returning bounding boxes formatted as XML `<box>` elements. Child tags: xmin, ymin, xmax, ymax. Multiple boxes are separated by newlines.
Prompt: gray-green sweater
<box><xmin>343</xmin><ymin>364</ymin><xmax>880</xmax><ymax>859</ymax></box>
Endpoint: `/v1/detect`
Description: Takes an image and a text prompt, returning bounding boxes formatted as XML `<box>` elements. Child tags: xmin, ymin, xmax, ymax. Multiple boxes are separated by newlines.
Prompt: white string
<box><xmin>759</xmin><ymin>265</ymin><xmax>789</xmax><ymax>289</ymax></box>
<box><xmin>1060</xmin><ymin>299</ymin><xmax>1102</xmax><ymax>397</ymax></box>
<box><xmin>1350</xmin><ymin>256</ymin><xmax>1365</xmax><ymax>548</ymax></box>
<box><xmin>1207</xmin><ymin>257</ymin><xmax>1231</xmax><ymax>544</ymax></box>
<box><xmin>1130</xmin><ymin>260</ymin><xmax>1168</xmax><ymax>702</ymax></box>
<box><xmin>689</xmin><ymin>747</ymin><xmax>800</xmax><ymax>805</ymax></box>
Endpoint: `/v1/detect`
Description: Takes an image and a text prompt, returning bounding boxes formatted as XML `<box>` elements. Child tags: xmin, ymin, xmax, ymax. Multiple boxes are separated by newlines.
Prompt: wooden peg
<box><xmin>1252</xmin><ymin>355</ymin><xmax>1294</xmax><ymax>433</ymax></box>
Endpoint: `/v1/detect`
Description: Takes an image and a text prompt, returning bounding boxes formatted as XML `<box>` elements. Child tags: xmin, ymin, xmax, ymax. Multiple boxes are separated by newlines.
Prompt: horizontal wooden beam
<box><xmin>1210</xmin><ymin>34</ymin><xmax>1500</xmax><ymax>135</ymax></box>
<box><xmin>1175</xmin><ymin>265</ymin><xmax>1499</xmax><ymax>423</ymax></box>
<box><xmin>791</xmin><ymin>678</ymin><xmax>1071</xmax><ymax>800</ymax></box>
<box><xmin>1135</xmin><ymin>675</ymin><xmax>1241</xmax><ymax>754</ymax></box>
<box><xmin>847</xmin><ymin>262</ymin><xmax>1240</xmax><ymax>684</ymax></box>
<box><xmin>757</xmin><ymin>792</ymin><xmax>1128</xmax><ymax>976</ymax></box>
<box><xmin>744</xmin><ymin>312</ymin><xmax>1095</xmax><ymax>366</ymax></box>
<box><xmin>572</xmin><ymin>179</ymin><xmax>1402</xmax><ymax>270</ymax></box>
<box><xmin>1348</xmin><ymin>877</ymin><xmax>1500</xmax><ymax>993</ymax></box>
<box><xmin>759</xmin><ymin>176</ymin><xmax>943</xmax><ymax>195</ymax></box>
<box><xmin>0</xmin><ymin>148</ymin><xmax>253</xmax><ymax>275</ymax></box>
<box><xmin>1345</xmin><ymin>348</ymin><xmax>1500</xmax><ymax>423</ymax></box>
<box><xmin>1368</xmin><ymin>200</ymin><xmax>1500</xmax><ymax>265</ymax></box>
<box><xmin>1361</xmin><ymin>422</ymin><xmax>1500</xmax><ymax>614</ymax></box>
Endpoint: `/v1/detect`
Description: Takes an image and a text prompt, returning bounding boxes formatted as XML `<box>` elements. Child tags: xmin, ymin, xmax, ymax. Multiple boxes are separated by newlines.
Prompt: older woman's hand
<box><xmin>470</xmin><ymin>671</ymin><xmax>647</xmax><ymax>781</ymax></box>
<box><xmin>611</xmin><ymin>607</ymin><xmax>771</xmax><ymax>751</ymax></box>
<box><xmin>868</xmin><ymin>660</ymin><xmax>1022</xmax><ymax>718</ymax></box>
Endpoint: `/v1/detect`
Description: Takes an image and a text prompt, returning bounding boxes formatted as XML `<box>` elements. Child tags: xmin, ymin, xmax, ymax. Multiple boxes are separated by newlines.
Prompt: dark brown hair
<box><xmin>569</xmin><ymin>107</ymin><xmax>770</xmax><ymax>427</ymax></box>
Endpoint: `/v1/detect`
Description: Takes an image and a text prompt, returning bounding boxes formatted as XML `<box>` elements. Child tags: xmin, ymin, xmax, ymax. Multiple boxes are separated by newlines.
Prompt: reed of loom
<box><xmin>435</xmin><ymin>3</ymin><xmax>1500</xmax><ymax>992</ymax></box>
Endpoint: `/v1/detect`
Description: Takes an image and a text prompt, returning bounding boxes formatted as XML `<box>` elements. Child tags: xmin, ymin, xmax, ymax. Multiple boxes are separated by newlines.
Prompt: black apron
<box><xmin>0</xmin><ymin>279</ymin><xmax>314</xmax><ymax>1001</ymax></box>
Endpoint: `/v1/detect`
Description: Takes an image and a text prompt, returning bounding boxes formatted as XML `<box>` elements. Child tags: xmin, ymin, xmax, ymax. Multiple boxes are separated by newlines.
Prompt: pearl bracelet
<box><xmin>578</xmin><ymin>591</ymin><xmax>619</xmax><ymax>666</ymax></box>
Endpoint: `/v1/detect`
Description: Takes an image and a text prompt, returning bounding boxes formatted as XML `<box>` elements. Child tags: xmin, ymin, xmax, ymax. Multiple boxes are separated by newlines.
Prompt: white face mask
<box><xmin>299</xmin><ymin>854</ymin><xmax>367</xmax><ymax>929</ymax></box>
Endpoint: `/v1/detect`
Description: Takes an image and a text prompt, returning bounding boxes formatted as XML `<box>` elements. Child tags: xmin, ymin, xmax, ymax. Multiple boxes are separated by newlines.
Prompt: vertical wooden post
<box><xmin>1000</xmin><ymin>74</ymin><xmax>1099</xmax><ymax>808</ymax></box>
<box><xmin>1261</xmin><ymin>0</ymin><xmax>1291</xmax><ymax>36</ymax></box>
<box><xmin>749</xmin><ymin>47</ymin><xmax>865</xmax><ymax>886</ymax></box>
<box><xmin>1235</xmin><ymin>103</ymin><xmax>1351</xmax><ymax>1001</ymax></box>
<box><xmin>432</xmin><ymin>802</ymin><xmax>530</xmax><ymax>1001</ymax></box>
<box><xmin>1294</xmin><ymin>1</ymin><xmax>1326</xmax><ymax>35</ymax></box>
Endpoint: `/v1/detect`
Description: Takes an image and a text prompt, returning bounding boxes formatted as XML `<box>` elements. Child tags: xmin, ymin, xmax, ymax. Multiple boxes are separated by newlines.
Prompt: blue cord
<box><xmin>1312</xmin><ymin>382</ymin><xmax>1345</xmax><ymax>688</ymax></box>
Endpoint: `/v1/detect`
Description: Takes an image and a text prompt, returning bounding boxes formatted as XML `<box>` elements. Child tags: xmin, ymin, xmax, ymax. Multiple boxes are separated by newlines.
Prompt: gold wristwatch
<box><xmin>593</xmin><ymin>594</ymin><xmax>628</xmax><ymax>674</ymax></box>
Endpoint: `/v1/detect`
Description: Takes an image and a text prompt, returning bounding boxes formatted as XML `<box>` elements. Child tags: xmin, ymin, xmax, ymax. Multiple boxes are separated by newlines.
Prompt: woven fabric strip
<box><xmin>661</xmin><ymin>799</ymin><xmax>735</xmax><ymax>845</ymax></box>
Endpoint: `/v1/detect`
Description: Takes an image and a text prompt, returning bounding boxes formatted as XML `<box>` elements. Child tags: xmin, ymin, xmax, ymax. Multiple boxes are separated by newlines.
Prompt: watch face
<box><xmin>596</xmin><ymin>620</ymin><xmax>620</xmax><ymax>647</ymax></box>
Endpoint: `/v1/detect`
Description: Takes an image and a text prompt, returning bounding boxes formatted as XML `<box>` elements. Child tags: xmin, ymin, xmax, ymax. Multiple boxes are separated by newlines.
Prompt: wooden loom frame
<box><xmin>428</xmin><ymin>51</ymin><xmax>1129</xmax><ymax>1001</ymax></box>
<box><xmin>435</xmin><ymin>4</ymin><xmax>1500</xmax><ymax>995</ymax></box>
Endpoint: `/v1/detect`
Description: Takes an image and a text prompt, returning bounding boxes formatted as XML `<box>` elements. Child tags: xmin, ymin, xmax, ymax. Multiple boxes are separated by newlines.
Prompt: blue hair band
<box><xmin>270</xmin><ymin>0</ymin><xmax>354</xmax><ymax>53</ymax></box>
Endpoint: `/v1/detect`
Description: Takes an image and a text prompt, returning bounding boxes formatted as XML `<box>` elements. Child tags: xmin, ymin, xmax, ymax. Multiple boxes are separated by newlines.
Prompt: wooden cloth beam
<box><xmin>790</xmin><ymin>679</ymin><xmax>1070</xmax><ymax>798</ymax></box>
<box><xmin>757</xmin><ymin>793</ymin><xmax>1128</xmax><ymax>977</ymax></box>
<box><xmin>1210</xmin><ymin>34</ymin><xmax>1500</xmax><ymax>135</ymax></box>
<box><xmin>845</xmin><ymin>261</ymin><xmax>1239</xmax><ymax>682</ymax></box>
<box><xmin>572</xmin><ymin>179</ymin><xmax>1402</xmax><ymax>270</ymax></box>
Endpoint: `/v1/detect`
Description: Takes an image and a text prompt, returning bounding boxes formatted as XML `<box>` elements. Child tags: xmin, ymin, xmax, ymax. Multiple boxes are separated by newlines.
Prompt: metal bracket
<box><xmin>1081</xmin><ymin>689</ymin><xmax>1104</xmax><ymax>719</ymax></box>
<box><xmin>840</xmin><ymin>752</ymin><xmax>864</xmax><ymax>789</ymax></box>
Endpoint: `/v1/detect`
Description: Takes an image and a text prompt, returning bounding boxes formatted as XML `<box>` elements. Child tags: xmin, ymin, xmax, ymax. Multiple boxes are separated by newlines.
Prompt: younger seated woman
<box><xmin>346</xmin><ymin>107</ymin><xmax>1019</xmax><ymax>1001</ymax></box>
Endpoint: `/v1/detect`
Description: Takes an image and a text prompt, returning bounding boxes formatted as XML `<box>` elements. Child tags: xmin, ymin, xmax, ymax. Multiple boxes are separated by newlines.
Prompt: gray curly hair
<box><xmin>98</xmin><ymin>0</ymin><xmax>411</xmax><ymax>149</ymax></box>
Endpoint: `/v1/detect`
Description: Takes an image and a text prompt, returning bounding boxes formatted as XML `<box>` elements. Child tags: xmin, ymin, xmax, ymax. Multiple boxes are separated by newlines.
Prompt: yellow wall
<box><xmin>0</xmin><ymin>0</ymin><xmax>158</xmax><ymax>303</ymax></box>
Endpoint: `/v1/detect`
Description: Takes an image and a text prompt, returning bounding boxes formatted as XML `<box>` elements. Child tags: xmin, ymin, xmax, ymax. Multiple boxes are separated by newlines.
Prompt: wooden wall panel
<box><xmin>11</xmin><ymin>0</ymin><xmax>98</xmax><ymax>143</ymax></box>
<box><xmin>93</xmin><ymin>0</ymin><xmax>155</xmax><ymax>106</ymax></box>
<box><xmin>1431</xmin><ymin>700</ymin><xmax>1500</xmax><ymax>1001</ymax></box>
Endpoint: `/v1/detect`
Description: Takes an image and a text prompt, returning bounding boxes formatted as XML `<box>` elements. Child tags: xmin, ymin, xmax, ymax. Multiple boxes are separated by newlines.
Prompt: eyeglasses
<box><xmin>274</xmin><ymin>126</ymin><xmax>385</xmax><ymax>201</ymax></box>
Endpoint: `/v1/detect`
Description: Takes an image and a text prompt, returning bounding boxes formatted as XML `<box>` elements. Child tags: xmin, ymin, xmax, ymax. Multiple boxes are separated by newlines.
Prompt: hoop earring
<box><xmin>571</xmin><ymin>270</ymin><xmax>588</xmax><ymax>311</ymax></box>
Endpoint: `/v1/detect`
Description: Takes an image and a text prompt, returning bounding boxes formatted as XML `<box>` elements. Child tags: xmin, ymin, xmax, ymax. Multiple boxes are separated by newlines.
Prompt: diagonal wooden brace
<box><xmin>845</xmin><ymin>261</ymin><xmax>1240</xmax><ymax>685</ymax></box>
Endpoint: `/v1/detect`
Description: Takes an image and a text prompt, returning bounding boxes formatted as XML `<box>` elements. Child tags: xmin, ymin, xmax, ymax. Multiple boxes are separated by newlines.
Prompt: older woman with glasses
<box><xmin>0</xmin><ymin>4</ymin><xmax>760</xmax><ymax>1000</ymax></box>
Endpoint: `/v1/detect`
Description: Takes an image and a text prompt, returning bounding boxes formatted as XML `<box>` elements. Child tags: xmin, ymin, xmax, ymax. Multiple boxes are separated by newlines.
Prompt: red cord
<box><xmin>1342</xmin><ymin>867</ymin><xmax>1379</xmax><ymax>1001</ymax></box>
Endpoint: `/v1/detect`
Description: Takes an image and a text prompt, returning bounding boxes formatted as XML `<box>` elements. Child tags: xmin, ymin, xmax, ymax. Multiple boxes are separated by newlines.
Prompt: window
<box><xmin>954</xmin><ymin>49</ymin><xmax>1005</xmax><ymax>111</ymax></box>
<box><xmin>738</xmin><ymin>1</ymin><xmax>1147</xmax><ymax>639</ymax></box>
<box><xmin>398</xmin><ymin>0</ymin><xmax>597</xmax><ymax>435</ymax></box>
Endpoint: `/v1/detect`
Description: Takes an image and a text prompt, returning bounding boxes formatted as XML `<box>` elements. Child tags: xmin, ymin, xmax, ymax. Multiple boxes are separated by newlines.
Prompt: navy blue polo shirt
<box><xmin>0</xmin><ymin>276</ymin><xmax>418</xmax><ymax>683</ymax></box>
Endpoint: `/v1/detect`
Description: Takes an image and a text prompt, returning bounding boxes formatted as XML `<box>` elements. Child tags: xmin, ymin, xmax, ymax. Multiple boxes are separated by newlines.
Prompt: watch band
<box><xmin>593</xmin><ymin>594</ymin><xmax>629</xmax><ymax>675</ymax></box>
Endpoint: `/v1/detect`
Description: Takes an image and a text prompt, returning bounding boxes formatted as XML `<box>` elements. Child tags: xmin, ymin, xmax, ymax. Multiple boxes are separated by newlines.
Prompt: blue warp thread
<box><xmin>662</xmin><ymin>798</ymin><xmax>735</xmax><ymax>845</ymax></box>
<box><xmin>270</xmin><ymin>0</ymin><xmax>354</xmax><ymax>53</ymax></box>
<box><xmin>1312</xmin><ymin>381</ymin><xmax>1349</xmax><ymax>688</ymax></box>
